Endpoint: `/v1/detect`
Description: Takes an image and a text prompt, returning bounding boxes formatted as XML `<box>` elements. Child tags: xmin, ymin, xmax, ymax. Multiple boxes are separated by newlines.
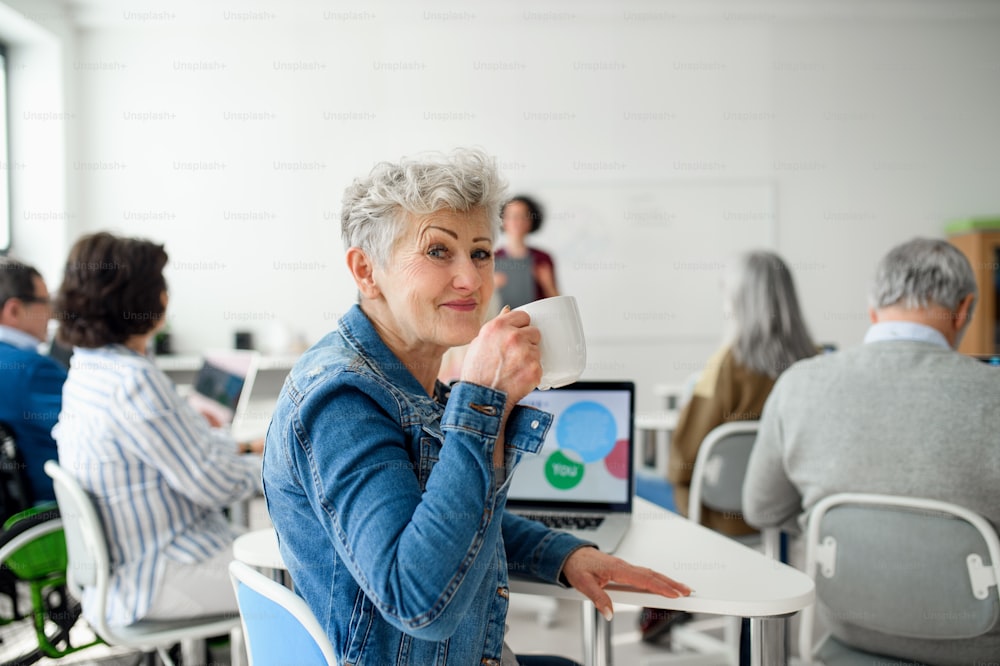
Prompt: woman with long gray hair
<box><xmin>639</xmin><ymin>250</ymin><xmax>816</xmax><ymax>643</ymax></box>
<box><xmin>666</xmin><ymin>250</ymin><xmax>816</xmax><ymax>536</ymax></box>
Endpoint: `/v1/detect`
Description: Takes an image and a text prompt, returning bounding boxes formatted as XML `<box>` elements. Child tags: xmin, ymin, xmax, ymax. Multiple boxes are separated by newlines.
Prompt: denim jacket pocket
<box><xmin>417</xmin><ymin>427</ymin><xmax>444</xmax><ymax>489</ymax></box>
<box><xmin>344</xmin><ymin>586</ymin><xmax>376</xmax><ymax>666</ymax></box>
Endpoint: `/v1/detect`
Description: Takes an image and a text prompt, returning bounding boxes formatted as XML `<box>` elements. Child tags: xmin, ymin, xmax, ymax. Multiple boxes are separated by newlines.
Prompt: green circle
<box><xmin>544</xmin><ymin>450</ymin><xmax>585</xmax><ymax>490</ymax></box>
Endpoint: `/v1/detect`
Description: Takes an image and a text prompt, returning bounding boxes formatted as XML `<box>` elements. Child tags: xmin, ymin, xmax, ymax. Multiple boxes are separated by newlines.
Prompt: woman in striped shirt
<box><xmin>52</xmin><ymin>232</ymin><xmax>261</xmax><ymax>628</ymax></box>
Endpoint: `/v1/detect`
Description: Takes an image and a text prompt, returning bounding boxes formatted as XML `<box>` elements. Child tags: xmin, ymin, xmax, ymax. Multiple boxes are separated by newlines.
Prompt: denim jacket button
<box><xmin>497</xmin><ymin>586</ymin><xmax>509</xmax><ymax>599</ymax></box>
<box><xmin>530</xmin><ymin>419</ymin><xmax>540</xmax><ymax>429</ymax></box>
<box><xmin>481</xmin><ymin>660</ymin><xmax>500</xmax><ymax>666</ymax></box>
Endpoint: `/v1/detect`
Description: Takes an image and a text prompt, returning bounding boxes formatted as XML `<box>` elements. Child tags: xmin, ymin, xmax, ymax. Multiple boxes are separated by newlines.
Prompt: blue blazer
<box><xmin>0</xmin><ymin>341</ymin><xmax>67</xmax><ymax>503</ymax></box>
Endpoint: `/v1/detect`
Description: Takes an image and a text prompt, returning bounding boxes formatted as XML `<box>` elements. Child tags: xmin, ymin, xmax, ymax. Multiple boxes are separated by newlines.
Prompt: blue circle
<box><xmin>555</xmin><ymin>401</ymin><xmax>617</xmax><ymax>463</ymax></box>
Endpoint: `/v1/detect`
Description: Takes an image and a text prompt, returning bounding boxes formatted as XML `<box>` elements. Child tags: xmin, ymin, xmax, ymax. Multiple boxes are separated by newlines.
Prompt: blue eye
<box><xmin>428</xmin><ymin>245</ymin><xmax>448</xmax><ymax>258</ymax></box>
<box><xmin>472</xmin><ymin>249</ymin><xmax>492</xmax><ymax>261</ymax></box>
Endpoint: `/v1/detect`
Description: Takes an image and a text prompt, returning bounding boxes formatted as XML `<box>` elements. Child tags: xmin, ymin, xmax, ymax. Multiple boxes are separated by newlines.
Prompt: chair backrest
<box><xmin>0</xmin><ymin>421</ymin><xmax>34</xmax><ymax>523</ymax></box>
<box><xmin>43</xmin><ymin>461</ymin><xmax>111</xmax><ymax>620</ymax></box>
<box><xmin>687</xmin><ymin>420</ymin><xmax>759</xmax><ymax>524</ymax></box>
<box><xmin>229</xmin><ymin>560</ymin><xmax>338</xmax><ymax>666</ymax></box>
<box><xmin>800</xmin><ymin>493</ymin><xmax>1000</xmax><ymax>659</ymax></box>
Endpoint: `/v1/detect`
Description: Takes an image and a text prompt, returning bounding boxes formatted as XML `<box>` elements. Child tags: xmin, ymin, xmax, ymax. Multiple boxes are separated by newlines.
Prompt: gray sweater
<box><xmin>744</xmin><ymin>339</ymin><xmax>1000</xmax><ymax>664</ymax></box>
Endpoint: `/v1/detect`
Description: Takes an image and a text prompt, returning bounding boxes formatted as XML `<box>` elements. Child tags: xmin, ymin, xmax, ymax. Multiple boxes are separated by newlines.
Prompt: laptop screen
<box><xmin>506</xmin><ymin>380</ymin><xmax>635</xmax><ymax>512</ymax></box>
<box><xmin>194</xmin><ymin>361</ymin><xmax>245</xmax><ymax>410</ymax></box>
<box><xmin>186</xmin><ymin>350</ymin><xmax>259</xmax><ymax>426</ymax></box>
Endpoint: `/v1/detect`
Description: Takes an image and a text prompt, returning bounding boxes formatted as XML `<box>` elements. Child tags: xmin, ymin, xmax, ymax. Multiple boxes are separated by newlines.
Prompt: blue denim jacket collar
<box><xmin>339</xmin><ymin>303</ymin><xmax>449</xmax><ymax>424</ymax></box>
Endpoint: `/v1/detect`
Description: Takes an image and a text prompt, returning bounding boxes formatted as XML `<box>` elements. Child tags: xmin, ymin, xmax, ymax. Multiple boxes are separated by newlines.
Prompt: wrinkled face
<box><xmin>373</xmin><ymin>207</ymin><xmax>495</xmax><ymax>349</ymax></box>
<box><xmin>501</xmin><ymin>200</ymin><xmax>533</xmax><ymax>238</ymax></box>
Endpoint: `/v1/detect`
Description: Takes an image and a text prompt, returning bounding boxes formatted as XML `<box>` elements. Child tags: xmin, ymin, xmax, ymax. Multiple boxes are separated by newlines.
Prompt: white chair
<box><xmin>229</xmin><ymin>560</ymin><xmax>338</xmax><ymax>665</ymax></box>
<box><xmin>688</xmin><ymin>420</ymin><xmax>780</xmax><ymax>558</ymax></box>
<box><xmin>687</xmin><ymin>422</ymin><xmax>757</xmax><ymax>526</ymax></box>
<box><xmin>44</xmin><ymin>460</ymin><xmax>241</xmax><ymax>666</ymax></box>
<box><xmin>800</xmin><ymin>493</ymin><xmax>1000</xmax><ymax>665</ymax></box>
<box><xmin>662</xmin><ymin>422</ymin><xmax>760</xmax><ymax>664</ymax></box>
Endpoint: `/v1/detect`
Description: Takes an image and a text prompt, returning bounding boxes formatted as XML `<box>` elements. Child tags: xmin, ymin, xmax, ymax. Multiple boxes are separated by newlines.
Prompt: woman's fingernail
<box><xmin>601</xmin><ymin>608</ymin><xmax>614</xmax><ymax>622</ymax></box>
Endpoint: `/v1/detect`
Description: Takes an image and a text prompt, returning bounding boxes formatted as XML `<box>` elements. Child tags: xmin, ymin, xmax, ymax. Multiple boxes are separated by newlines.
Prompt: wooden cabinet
<box><xmin>948</xmin><ymin>226</ymin><xmax>1000</xmax><ymax>355</ymax></box>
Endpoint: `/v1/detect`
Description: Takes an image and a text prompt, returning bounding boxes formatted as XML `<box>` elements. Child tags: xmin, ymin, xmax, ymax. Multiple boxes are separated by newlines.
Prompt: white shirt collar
<box><xmin>0</xmin><ymin>324</ymin><xmax>43</xmax><ymax>351</ymax></box>
<box><xmin>863</xmin><ymin>321</ymin><xmax>951</xmax><ymax>350</ymax></box>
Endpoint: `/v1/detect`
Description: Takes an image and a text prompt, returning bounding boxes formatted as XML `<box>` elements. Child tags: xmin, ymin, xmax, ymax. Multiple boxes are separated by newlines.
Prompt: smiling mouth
<box><xmin>443</xmin><ymin>301</ymin><xmax>478</xmax><ymax>311</ymax></box>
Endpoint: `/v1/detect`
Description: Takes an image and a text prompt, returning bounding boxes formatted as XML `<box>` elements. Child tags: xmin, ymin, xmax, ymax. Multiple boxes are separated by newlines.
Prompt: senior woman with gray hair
<box><xmin>263</xmin><ymin>148</ymin><xmax>689</xmax><ymax>666</ymax></box>
<box><xmin>666</xmin><ymin>250</ymin><xmax>816</xmax><ymax>538</ymax></box>
<box><xmin>644</xmin><ymin>250</ymin><xmax>815</xmax><ymax>644</ymax></box>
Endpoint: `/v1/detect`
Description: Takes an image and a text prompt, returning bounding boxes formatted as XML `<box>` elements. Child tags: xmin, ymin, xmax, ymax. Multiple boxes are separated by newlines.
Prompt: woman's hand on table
<box><xmin>560</xmin><ymin>547</ymin><xmax>692</xmax><ymax>622</ymax></box>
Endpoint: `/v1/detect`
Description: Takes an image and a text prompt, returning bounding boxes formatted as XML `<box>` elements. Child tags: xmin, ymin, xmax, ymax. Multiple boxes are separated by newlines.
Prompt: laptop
<box><xmin>506</xmin><ymin>380</ymin><xmax>635</xmax><ymax>553</ymax></box>
<box><xmin>186</xmin><ymin>350</ymin><xmax>260</xmax><ymax>431</ymax></box>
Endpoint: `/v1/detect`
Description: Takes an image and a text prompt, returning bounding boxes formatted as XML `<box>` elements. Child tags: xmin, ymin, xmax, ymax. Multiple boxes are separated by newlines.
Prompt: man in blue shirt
<box><xmin>0</xmin><ymin>256</ymin><xmax>66</xmax><ymax>504</ymax></box>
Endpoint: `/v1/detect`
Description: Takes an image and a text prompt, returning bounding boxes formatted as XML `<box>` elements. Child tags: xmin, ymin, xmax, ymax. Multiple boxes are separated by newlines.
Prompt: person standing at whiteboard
<box><xmin>494</xmin><ymin>195</ymin><xmax>559</xmax><ymax>309</ymax></box>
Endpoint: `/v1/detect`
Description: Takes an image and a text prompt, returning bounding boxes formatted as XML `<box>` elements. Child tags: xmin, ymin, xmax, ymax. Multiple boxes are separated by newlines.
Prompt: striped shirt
<box><xmin>53</xmin><ymin>345</ymin><xmax>261</xmax><ymax>626</ymax></box>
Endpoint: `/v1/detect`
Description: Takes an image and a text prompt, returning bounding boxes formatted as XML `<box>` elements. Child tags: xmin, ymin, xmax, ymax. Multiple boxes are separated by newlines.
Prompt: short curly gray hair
<box><xmin>869</xmin><ymin>237</ymin><xmax>977</xmax><ymax>313</ymax></box>
<box><xmin>341</xmin><ymin>147</ymin><xmax>508</xmax><ymax>267</ymax></box>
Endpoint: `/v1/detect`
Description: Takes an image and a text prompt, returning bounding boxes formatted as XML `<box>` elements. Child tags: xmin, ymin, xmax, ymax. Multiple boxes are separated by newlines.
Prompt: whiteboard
<box><xmin>516</xmin><ymin>180</ymin><xmax>777</xmax><ymax>343</ymax></box>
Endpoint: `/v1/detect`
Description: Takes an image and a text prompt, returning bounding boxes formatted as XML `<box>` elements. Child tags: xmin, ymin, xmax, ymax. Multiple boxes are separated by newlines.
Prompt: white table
<box><xmin>233</xmin><ymin>527</ymin><xmax>288</xmax><ymax>585</ymax></box>
<box><xmin>234</xmin><ymin>527</ymin><xmax>282</xmax><ymax>570</ymax></box>
<box><xmin>232</xmin><ymin>499</ymin><xmax>813</xmax><ymax>666</ymax></box>
<box><xmin>511</xmin><ymin>498</ymin><xmax>813</xmax><ymax>666</ymax></box>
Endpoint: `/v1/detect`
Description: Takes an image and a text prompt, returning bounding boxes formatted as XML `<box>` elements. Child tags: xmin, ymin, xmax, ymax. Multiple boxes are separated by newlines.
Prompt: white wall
<box><xmin>8</xmin><ymin>0</ymin><xmax>1000</xmax><ymax>414</ymax></box>
<box><xmin>1</xmin><ymin>0</ymin><xmax>76</xmax><ymax>287</ymax></box>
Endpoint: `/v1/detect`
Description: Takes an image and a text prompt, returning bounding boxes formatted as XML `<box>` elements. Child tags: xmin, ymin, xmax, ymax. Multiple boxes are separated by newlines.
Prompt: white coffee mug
<box><xmin>513</xmin><ymin>295</ymin><xmax>587</xmax><ymax>390</ymax></box>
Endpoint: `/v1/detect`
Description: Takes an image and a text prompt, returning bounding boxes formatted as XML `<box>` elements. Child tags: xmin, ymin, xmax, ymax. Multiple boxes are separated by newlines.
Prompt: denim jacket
<box><xmin>263</xmin><ymin>305</ymin><xmax>591</xmax><ymax>666</ymax></box>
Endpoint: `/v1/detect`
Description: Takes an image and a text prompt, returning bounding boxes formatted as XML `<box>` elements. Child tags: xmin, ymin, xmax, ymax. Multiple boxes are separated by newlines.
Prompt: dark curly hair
<box><xmin>55</xmin><ymin>232</ymin><xmax>169</xmax><ymax>348</ymax></box>
<box><xmin>500</xmin><ymin>194</ymin><xmax>545</xmax><ymax>233</ymax></box>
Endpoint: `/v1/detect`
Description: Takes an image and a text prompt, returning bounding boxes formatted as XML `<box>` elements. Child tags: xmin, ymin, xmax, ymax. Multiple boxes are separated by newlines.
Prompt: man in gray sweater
<box><xmin>743</xmin><ymin>237</ymin><xmax>1000</xmax><ymax>664</ymax></box>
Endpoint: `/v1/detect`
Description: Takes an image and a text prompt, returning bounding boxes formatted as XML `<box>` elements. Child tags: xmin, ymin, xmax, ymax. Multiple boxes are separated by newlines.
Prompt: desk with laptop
<box><xmin>233</xmin><ymin>379</ymin><xmax>814</xmax><ymax>666</ymax></box>
<box><xmin>157</xmin><ymin>350</ymin><xmax>296</xmax><ymax>442</ymax></box>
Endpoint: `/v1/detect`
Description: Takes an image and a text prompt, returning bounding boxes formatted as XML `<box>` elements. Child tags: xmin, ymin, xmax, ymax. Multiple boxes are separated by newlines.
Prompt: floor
<box><xmin>11</xmin><ymin>493</ymin><xmax>741</xmax><ymax>666</ymax></box>
<box><xmin>505</xmin><ymin>595</ymin><xmax>736</xmax><ymax>666</ymax></box>
<box><xmin>12</xmin><ymin>595</ymin><xmax>736</xmax><ymax>666</ymax></box>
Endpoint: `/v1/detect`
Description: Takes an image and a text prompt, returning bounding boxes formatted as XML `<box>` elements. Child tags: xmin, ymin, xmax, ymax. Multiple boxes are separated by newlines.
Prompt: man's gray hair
<box><xmin>869</xmin><ymin>237</ymin><xmax>977</xmax><ymax>312</ymax></box>
<box><xmin>341</xmin><ymin>147</ymin><xmax>508</xmax><ymax>267</ymax></box>
<box><xmin>727</xmin><ymin>250</ymin><xmax>816</xmax><ymax>378</ymax></box>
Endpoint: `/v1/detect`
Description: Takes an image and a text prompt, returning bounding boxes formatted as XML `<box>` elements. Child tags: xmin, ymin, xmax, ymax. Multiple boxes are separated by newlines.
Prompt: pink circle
<box><xmin>603</xmin><ymin>439</ymin><xmax>630</xmax><ymax>479</ymax></box>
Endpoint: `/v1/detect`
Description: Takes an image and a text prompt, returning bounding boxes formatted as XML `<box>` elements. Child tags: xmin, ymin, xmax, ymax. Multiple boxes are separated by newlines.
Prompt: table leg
<box><xmin>746</xmin><ymin>615</ymin><xmax>788</xmax><ymax>666</ymax></box>
<box><xmin>580</xmin><ymin>601</ymin><xmax>613</xmax><ymax>666</ymax></box>
<box><xmin>229</xmin><ymin>498</ymin><xmax>250</xmax><ymax>528</ymax></box>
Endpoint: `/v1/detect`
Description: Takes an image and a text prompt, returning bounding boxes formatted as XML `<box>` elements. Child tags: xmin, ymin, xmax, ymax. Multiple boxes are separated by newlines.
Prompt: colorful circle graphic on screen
<box><xmin>544</xmin><ymin>450</ymin><xmax>585</xmax><ymax>490</ymax></box>
<box><xmin>555</xmin><ymin>401</ymin><xmax>617</xmax><ymax>463</ymax></box>
<box><xmin>604</xmin><ymin>439</ymin><xmax>630</xmax><ymax>480</ymax></box>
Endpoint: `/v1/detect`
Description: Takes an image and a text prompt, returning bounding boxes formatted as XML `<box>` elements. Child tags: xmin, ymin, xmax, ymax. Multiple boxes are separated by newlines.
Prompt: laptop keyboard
<box><xmin>520</xmin><ymin>513</ymin><xmax>606</xmax><ymax>531</ymax></box>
